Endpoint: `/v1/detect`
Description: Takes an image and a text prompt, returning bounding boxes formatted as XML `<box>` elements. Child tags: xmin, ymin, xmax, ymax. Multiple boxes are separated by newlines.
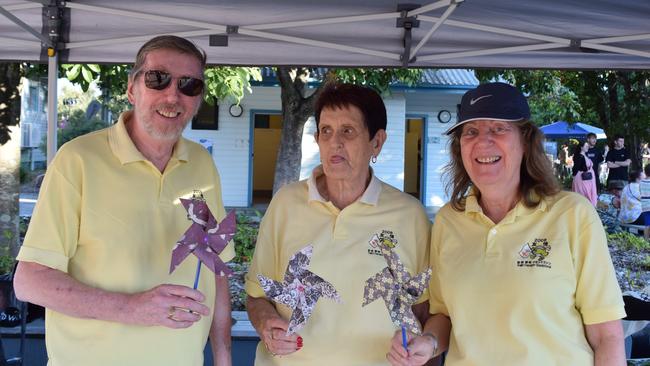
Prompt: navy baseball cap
<box><xmin>445</xmin><ymin>82</ymin><xmax>530</xmax><ymax>135</ymax></box>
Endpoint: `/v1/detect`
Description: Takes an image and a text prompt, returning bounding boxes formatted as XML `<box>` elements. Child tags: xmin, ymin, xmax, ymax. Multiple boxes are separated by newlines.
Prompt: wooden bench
<box><xmin>620</xmin><ymin>223</ymin><xmax>645</xmax><ymax>236</ymax></box>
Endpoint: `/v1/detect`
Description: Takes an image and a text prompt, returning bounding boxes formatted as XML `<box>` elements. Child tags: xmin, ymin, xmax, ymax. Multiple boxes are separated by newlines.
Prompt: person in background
<box><xmin>558</xmin><ymin>143</ymin><xmax>572</xmax><ymax>179</ymax></box>
<box><xmin>639</xmin><ymin>165</ymin><xmax>650</xmax><ymax>240</ymax></box>
<box><xmin>388</xmin><ymin>82</ymin><xmax>626</xmax><ymax>366</ymax></box>
<box><xmin>572</xmin><ymin>140</ymin><xmax>598</xmax><ymax>206</ymax></box>
<box><xmin>606</xmin><ymin>135</ymin><xmax>631</xmax><ymax>189</ymax></box>
<box><xmin>13</xmin><ymin>36</ymin><xmax>234</xmax><ymax>366</ymax></box>
<box><xmin>619</xmin><ymin>171</ymin><xmax>644</xmax><ymax>229</ymax></box>
<box><xmin>586</xmin><ymin>132</ymin><xmax>605</xmax><ymax>192</ymax></box>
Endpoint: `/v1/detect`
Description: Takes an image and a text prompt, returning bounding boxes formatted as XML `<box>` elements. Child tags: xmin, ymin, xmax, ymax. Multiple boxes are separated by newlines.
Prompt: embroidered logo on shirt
<box><xmin>516</xmin><ymin>238</ymin><xmax>552</xmax><ymax>269</ymax></box>
<box><xmin>368</xmin><ymin>230</ymin><xmax>398</xmax><ymax>256</ymax></box>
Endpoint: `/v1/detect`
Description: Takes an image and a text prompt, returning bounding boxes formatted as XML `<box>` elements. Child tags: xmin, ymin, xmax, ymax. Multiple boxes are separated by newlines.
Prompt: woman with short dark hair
<box><xmin>245</xmin><ymin>83</ymin><xmax>431</xmax><ymax>365</ymax></box>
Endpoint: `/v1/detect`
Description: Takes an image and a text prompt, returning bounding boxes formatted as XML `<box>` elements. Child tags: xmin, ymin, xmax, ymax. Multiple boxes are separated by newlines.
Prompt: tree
<box><xmin>475</xmin><ymin>69</ymin><xmax>650</xmax><ymax>169</ymax></box>
<box><xmin>272</xmin><ymin>67</ymin><xmax>422</xmax><ymax>193</ymax></box>
<box><xmin>61</xmin><ymin>64</ymin><xmax>262</xmax><ymax>120</ymax></box>
<box><xmin>0</xmin><ymin>63</ymin><xmax>23</xmax><ymax>257</ymax></box>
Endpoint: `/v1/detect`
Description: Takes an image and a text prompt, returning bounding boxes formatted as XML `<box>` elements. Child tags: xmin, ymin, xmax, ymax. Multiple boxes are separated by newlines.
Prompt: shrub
<box><xmin>0</xmin><ymin>253</ymin><xmax>15</xmax><ymax>275</ymax></box>
<box><xmin>608</xmin><ymin>232</ymin><xmax>650</xmax><ymax>251</ymax></box>
<box><xmin>233</xmin><ymin>211</ymin><xmax>260</xmax><ymax>264</ymax></box>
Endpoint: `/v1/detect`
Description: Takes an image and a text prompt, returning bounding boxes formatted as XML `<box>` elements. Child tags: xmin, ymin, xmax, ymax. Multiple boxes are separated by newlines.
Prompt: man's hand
<box><xmin>125</xmin><ymin>284</ymin><xmax>210</xmax><ymax>329</ymax></box>
<box><xmin>259</xmin><ymin>316</ymin><xmax>302</xmax><ymax>356</ymax></box>
<box><xmin>386</xmin><ymin>330</ymin><xmax>436</xmax><ymax>366</ymax></box>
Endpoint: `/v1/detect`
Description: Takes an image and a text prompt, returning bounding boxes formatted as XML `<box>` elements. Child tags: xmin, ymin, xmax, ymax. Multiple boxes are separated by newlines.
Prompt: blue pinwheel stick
<box><xmin>193</xmin><ymin>262</ymin><xmax>202</xmax><ymax>290</ymax></box>
<box><xmin>402</xmin><ymin>326</ymin><xmax>408</xmax><ymax>350</ymax></box>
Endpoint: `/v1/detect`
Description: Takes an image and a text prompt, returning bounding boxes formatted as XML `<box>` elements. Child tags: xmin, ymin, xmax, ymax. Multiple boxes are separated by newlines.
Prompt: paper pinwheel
<box><xmin>362</xmin><ymin>237</ymin><xmax>432</xmax><ymax>335</ymax></box>
<box><xmin>257</xmin><ymin>245</ymin><xmax>342</xmax><ymax>335</ymax></box>
<box><xmin>170</xmin><ymin>197</ymin><xmax>236</xmax><ymax>282</ymax></box>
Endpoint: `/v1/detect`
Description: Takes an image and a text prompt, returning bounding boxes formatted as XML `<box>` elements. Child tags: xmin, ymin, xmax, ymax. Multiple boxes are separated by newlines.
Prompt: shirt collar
<box><xmin>108</xmin><ymin>111</ymin><xmax>189</xmax><ymax>165</ymax></box>
<box><xmin>307</xmin><ymin>165</ymin><xmax>381</xmax><ymax>206</ymax></box>
<box><xmin>464</xmin><ymin>186</ymin><xmax>548</xmax><ymax>222</ymax></box>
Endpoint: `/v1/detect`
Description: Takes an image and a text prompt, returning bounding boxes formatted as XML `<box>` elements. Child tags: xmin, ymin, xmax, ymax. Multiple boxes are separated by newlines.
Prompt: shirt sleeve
<box><xmin>17</xmin><ymin>150</ymin><xmax>81</xmax><ymax>273</ymax></box>
<box><xmin>413</xmin><ymin>204</ymin><xmax>432</xmax><ymax>305</ymax></box>
<box><xmin>428</xmin><ymin>213</ymin><xmax>449</xmax><ymax>316</ymax></box>
<box><xmin>605</xmin><ymin>151</ymin><xmax>615</xmax><ymax>163</ymax></box>
<box><xmin>572</xmin><ymin>205</ymin><xmax>626</xmax><ymax>324</ymax></box>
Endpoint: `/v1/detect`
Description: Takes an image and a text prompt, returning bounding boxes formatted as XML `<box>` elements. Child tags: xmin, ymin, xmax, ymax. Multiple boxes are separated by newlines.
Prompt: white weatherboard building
<box><xmin>184</xmin><ymin>69</ymin><xmax>478</xmax><ymax>209</ymax></box>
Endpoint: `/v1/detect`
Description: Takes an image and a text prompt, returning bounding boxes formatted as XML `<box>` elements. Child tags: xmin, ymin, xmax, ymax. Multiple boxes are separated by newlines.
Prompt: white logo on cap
<box><xmin>470</xmin><ymin>94</ymin><xmax>492</xmax><ymax>105</ymax></box>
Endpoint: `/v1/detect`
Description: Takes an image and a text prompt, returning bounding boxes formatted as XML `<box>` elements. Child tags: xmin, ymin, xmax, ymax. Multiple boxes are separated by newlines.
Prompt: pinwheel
<box><xmin>363</xmin><ymin>242</ymin><xmax>431</xmax><ymax>348</ymax></box>
<box><xmin>171</xmin><ymin>195</ymin><xmax>236</xmax><ymax>288</ymax></box>
<box><xmin>258</xmin><ymin>245</ymin><xmax>342</xmax><ymax>335</ymax></box>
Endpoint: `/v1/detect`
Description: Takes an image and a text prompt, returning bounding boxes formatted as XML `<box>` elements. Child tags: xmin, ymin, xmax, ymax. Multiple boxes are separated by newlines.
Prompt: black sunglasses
<box><xmin>142</xmin><ymin>70</ymin><xmax>204</xmax><ymax>97</ymax></box>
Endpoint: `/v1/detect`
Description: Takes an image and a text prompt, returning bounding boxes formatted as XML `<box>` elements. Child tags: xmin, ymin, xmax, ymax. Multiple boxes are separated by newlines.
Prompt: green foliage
<box><xmin>0</xmin><ymin>254</ymin><xmax>15</xmax><ymax>275</ymax></box>
<box><xmin>60</xmin><ymin>63</ymin><xmax>262</xmax><ymax>109</ymax></box>
<box><xmin>475</xmin><ymin>69</ymin><xmax>650</xmax><ymax>167</ymax></box>
<box><xmin>19</xmin><ymin>165</ymin><xmax>29</xmax><ymax>183</ymax></box>
<box><xmin>333</xmin><ymin>68</ymin><xmax>423</xmax><ymax>96</ymax></box>
<box><xmin>233</xmin><ymin>211</ymin><xmax>261</xmax><ymax>264</ymax></box>
<box><xmin>204</xmin><ymin>67</ymin><xmax>262</xmax><ymax>103</ymax></box>
<box><xmin>607</xmin><ymin>232</ymin><xmax>650</xmax><ymax>251</ymax></box>
<box><xmin>39</xmin><ymin>109</ymin><xmax>106</xmax><ymax>153</ymax></box>
<box><xmin>475</xmin><ymin>70</ymin><xmax>582</xmax><ymax>125</ymax></box>
<box><xmin>61</xmin><ymin>64</ymin><xmax>103</xmax><ymax>92</ymax></box>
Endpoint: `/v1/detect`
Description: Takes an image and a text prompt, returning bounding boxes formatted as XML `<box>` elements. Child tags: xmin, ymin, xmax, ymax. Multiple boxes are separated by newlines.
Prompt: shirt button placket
<box><xmin>485</xmin><ymin>227</ymin><xmax>498</xmax><ymax>256</ymax></box>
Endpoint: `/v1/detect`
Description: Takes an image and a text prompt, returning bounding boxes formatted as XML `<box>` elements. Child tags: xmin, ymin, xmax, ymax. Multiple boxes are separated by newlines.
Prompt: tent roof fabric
<box><xmin>1</xmin><ymin>0</ymin><xmax>649</xmax><ymax>69</ymax></box>
<box><xmin>539</xmin><ymin>121</ymin><xmax>607</xmax><ymax>139</ymax></box>
<box><xmin>258</xmin><ymin>67</ymin><xmax>478</xmax><ymax>87</ymax></box>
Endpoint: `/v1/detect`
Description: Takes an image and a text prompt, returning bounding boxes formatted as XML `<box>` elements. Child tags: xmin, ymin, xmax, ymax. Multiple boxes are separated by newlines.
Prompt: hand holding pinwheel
<box><xmin>171</xmin><ymin>195</ymin><xmax>236</xmax><ymax>288</ymax></box>
<box><xmin>258</xmin><ymin>245</ymin><xmax>342</xmax><ymax>335</ymax></box>
<box><xmin>362</xmin><ymin>237</ymin><xmax>431</xmax><ymax>349</ymax></box>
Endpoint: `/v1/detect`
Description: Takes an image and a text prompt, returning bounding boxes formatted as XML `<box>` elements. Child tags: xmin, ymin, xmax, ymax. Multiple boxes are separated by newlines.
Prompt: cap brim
<box><xmin>444</xmin><ymin>117</ymin><xmax>526</xmax><ymax>135</ymax></box>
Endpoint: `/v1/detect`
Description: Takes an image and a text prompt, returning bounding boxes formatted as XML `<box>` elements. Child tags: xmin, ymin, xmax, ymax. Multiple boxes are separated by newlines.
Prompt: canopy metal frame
<box><xmin>0</xmin><ymin>0</ymin><xmax>649</xmax><ymax>163</ymax></box>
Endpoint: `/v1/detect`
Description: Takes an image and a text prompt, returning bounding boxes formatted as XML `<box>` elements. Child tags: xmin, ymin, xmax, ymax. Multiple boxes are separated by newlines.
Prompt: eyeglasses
<box><xmin>142</xmin><ymin>70</ymin><xmax>204</xmax><ymax>97</ymax></box>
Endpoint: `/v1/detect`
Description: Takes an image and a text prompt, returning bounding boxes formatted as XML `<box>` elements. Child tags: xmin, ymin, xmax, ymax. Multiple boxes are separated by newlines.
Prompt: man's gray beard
<box><xmin>140</xmin><ymin>102</ymin><xmax>200</xmax><ymax>142</ymax></box>
<box><xmin>144</xmin><ymin>118</ymin><xmax>190</xmax><ymax>142</ymax></box>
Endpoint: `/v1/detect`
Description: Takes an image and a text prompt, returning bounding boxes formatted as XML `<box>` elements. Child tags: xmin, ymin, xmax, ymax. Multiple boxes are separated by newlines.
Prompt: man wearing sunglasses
<box><xmin>14</xmin><ymin>36</ymin><xmax>234</xmax><ymax>366</ymax></box>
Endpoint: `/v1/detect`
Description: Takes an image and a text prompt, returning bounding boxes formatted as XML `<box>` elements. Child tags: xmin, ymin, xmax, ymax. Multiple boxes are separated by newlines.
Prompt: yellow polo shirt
<box><xmin>429</xmin><ymin>190</ymin><xmax>625</xmax><ymax>365</ymax></box>
<box><xmin>245</xmin><ymin>166</ymin><xmax>431</xmax><ymax>365</ymax></box>
<box><xmin>17</xmin><ymin>111</ymin><xmax>234</xmax><ymax>366</ymax></box>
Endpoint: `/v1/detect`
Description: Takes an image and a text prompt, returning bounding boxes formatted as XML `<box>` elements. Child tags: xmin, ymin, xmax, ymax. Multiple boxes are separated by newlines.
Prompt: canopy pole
<box><xmin>396</xmin><ymin>4</ymin><xmax>421</xmax><ymax>66</ymax></box>
<box><xmin>47</xmin><ymin>52</ymin><xmax>58</xmax><ymax>165</ymax></box>
<box><xmin>43</xmin><ymin>0</ymin><xmax>65</xmax><ymax>165</ymax></box>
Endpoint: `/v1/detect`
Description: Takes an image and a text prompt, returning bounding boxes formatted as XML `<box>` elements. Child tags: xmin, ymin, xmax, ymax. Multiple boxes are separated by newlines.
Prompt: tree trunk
<box><xmin>272</xmin><ymin>67</ymin><xmax>328</xmax><ymax>194</ymax></box>
<box><xmin>0</xmin><ymin>63</ymin><xmax>23</xmax><ymax>258</ymax></box>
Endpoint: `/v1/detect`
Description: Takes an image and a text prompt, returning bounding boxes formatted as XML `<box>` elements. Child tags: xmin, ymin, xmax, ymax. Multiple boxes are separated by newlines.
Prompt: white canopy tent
<box><xmin>1</xmin><ymin>0</ymin><xmax>649</xmax><ymax>162</ymax></box>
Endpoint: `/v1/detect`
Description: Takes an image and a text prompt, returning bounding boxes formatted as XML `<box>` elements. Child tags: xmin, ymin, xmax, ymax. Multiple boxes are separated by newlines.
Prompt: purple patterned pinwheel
<box><xmin>257</xmin><ymin>245</ymin><xmax>342</xmax><ymax>335</ymax></box>
<box><xmin>362</xmin><ymin>237</ymin><xmax>431</xmax><ymax>335</ymax></box>
<box><xmin>170</xmin><ymin>197</ymin><xmax>236</xmax><ymax>277</ymax></box>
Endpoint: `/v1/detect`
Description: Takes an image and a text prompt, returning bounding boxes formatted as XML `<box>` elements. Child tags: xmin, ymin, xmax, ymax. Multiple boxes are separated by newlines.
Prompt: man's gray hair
<box><xmin>129</xmin><ymin>35</ymin><xmax>207</xmax><ymax>80</ymax></box>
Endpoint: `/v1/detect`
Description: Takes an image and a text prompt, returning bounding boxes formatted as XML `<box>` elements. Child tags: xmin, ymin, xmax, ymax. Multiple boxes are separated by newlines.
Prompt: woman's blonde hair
<box><xmin>443</xmin><ymin>120</ymin><xmax>560</xmax><ymax>211</ymax></box>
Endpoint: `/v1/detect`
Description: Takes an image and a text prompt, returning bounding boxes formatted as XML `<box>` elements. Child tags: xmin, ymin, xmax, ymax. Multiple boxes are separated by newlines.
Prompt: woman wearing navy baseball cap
<box><xmin>387</xmin><ymin>82</ymin><xmax>626</xmax><ymax>366</ymax></box>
